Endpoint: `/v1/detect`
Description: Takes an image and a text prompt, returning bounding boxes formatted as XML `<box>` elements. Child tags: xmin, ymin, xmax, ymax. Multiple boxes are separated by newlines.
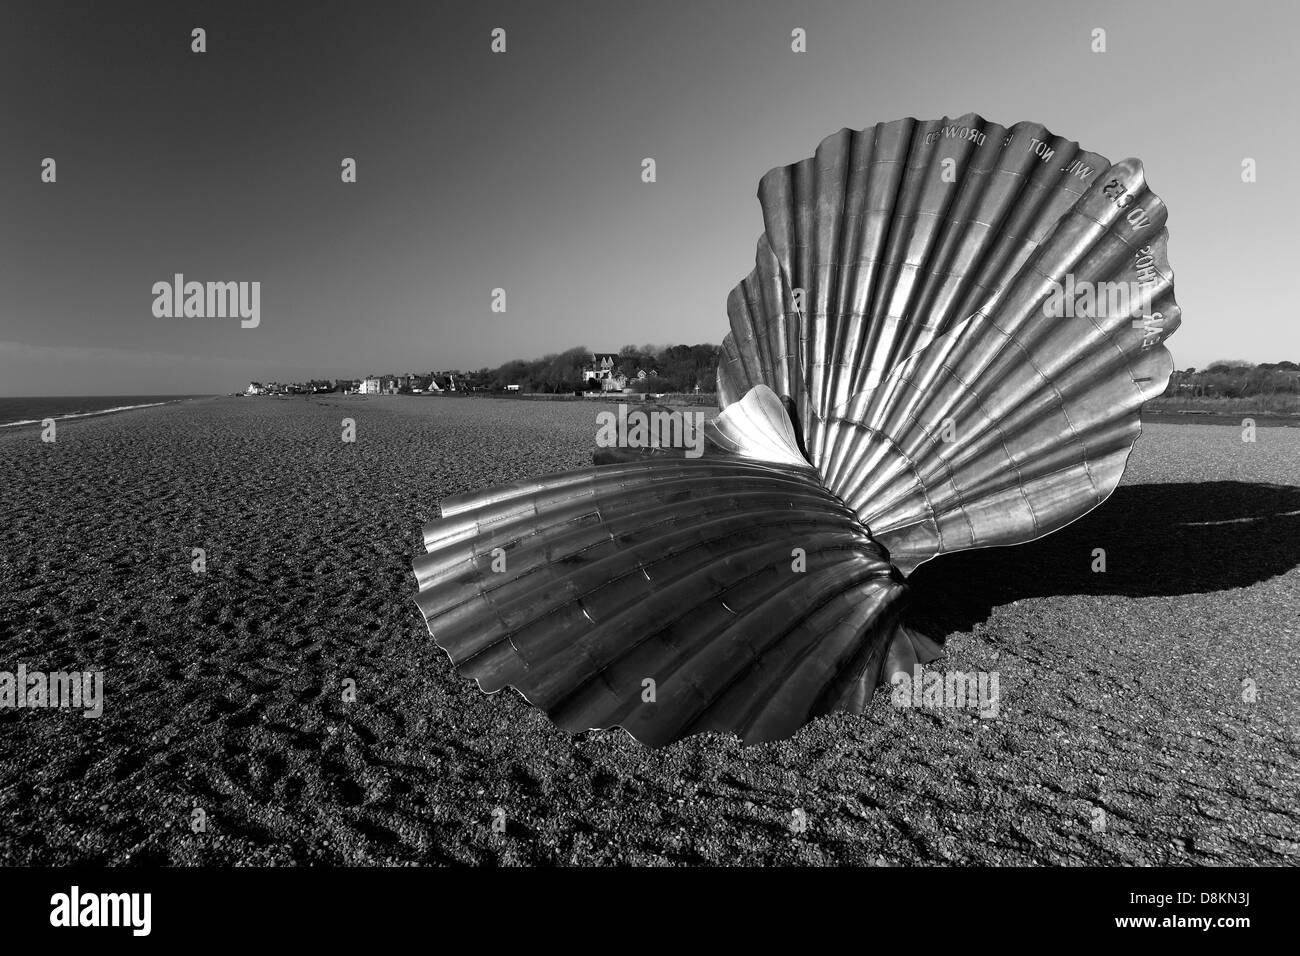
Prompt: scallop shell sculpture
<box><xmin>413</xmin><ymin>114</ymin><xmax>1180</xmax><ymax>746</ymax></box>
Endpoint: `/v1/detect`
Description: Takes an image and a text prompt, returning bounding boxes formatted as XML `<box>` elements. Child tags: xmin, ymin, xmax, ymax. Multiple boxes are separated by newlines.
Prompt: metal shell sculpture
<box><xmin>413</xmin><ymin>114</ymin><xmax>1180</xmax><ymax>746</ymax></box>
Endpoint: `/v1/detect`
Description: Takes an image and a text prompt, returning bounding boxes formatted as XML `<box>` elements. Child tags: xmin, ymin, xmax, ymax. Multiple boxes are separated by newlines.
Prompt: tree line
<box><xmin>457</xmin><ymin>344</ymin><xmax>722</xmax><ymax>394</ymax></box>
<box><xmin>1167</xmin><ymin>361</ymin><xmax>1300</xmax><ymax>399</ymax></box>
<box><xmin>450</xmin><ymin>349</ymin><xmax>1300</xmax><ymax>401</ymax></box>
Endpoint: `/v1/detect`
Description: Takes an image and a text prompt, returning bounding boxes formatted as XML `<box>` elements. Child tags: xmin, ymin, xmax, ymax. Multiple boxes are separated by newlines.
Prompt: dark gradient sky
<box><xmin>1</xmin><ymin>0</ymin><xmax>1295</xmax><ymax>394</ymax></box>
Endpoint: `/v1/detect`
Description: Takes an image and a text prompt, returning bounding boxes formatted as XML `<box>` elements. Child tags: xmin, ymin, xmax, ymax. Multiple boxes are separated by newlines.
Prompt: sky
<box><xmin>0</xmin><ymin>0</ymin><xmax>1296</xmax><ymax>395</ymax></box>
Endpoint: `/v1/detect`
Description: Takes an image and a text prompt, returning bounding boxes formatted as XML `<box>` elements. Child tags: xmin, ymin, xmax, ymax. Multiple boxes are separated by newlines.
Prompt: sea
<box><xmin>0</xmin><ymin>395</ymin><xmax>214</xmax><ymax>428</ymax></box>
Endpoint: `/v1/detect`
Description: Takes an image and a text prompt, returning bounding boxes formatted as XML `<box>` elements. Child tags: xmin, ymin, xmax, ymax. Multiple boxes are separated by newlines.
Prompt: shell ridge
<box><xmin>425</xmin><ymin>479</ymin><xmax>842</xmax><ymax>648</ymax></box>
<box><xmin>573</xmin><ymin>535</ymin><xmax>887</xmax><ymax>741</ymax></box>
<box><xmin>543</xmin><ymin>533</ymin><xmax>872</xmax><ymax>732</ymax></box>
<box><xmin>450</xmin><ymin>513</ymin><xmax>820</xmax><ymax>680</ymax></box>
<box><xmin>673</xmin><ymin>561</ymin><xmax>898</xmax><ymax>742</ymax></box>
<box><xmin>717</xmin><ymin>574</ymin><xmax>895</xmax><ymax>741</ymax></box>
<box><xmin>831</xmin><ymin>416</ymin><xmax>943</xmax><ymax>542</ymax></box>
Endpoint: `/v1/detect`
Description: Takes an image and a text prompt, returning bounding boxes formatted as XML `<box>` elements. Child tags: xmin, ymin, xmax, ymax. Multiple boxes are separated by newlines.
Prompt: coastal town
<box><xmin>245</xmin><ymin>372</ymin><xmax>490</xmax><ymax>397</ymax></box>
<box><xmin>242</xmin><ymin>349</ymin><xmax>1300</xmax><ymax>415</ymax></box>
<box><xmin>242</xmin><ymin>348</ymin><xmax>715</xmax><ymax>398</ymax></box>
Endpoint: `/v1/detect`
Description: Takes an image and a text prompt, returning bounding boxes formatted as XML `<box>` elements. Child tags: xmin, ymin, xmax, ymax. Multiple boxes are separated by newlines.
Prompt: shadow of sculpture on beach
<box><xmin>901</xmin><ymin>481</ymin><xmax>1300</xmax><ymax>640</ymax></box>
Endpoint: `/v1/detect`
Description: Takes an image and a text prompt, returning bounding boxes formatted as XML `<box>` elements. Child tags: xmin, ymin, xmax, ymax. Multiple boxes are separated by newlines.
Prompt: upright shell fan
<box><xmin>413</xmin><ymin>113</ymin><xmax>1180</xmax><ymax>746</ymax></box>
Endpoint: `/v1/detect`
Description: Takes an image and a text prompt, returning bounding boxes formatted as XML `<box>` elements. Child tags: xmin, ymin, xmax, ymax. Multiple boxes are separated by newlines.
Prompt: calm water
<box><xmin>0</xmin><ymin>395</ymin><xmax>213</xmax><ymax>427</ymax></box>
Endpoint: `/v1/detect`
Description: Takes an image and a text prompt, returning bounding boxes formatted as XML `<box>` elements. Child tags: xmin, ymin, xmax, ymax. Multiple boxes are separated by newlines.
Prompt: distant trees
<box><xmin>483</xmin><ymin>343</ymin><xmax>722</xmax><ymax>393</ymax></box>
<box><xmin>614</xmin><ymin>343</ymin><xmax>720</xmax><ymax>392</ymax></box>
<box><xmin>627</xmin><ymin>376</ymin><xmax>670</xmax><ymax>394</ymax></box>
<box><xmin>444</xmin><ymin>348</ymin><xmax>1300</xmax><ymax>402</ymax></box>
<box><xmin>1166</xmin><ymin>361</ymin><xmax>1300</xmax><ymax>399</ymax></box>
<box><xmin>653</xmin><ymin>344</ymin><xmax>721</xmax><ymax>391</ymax></box>
<box><xmin>480</xmin><ymin>347</ymin><xmax>590</xmax><ymax>393</ymax></box>
<box><xmin>537</xmin><ymin>347</ymin><xmax>590</xmax><ymax>392</ymax></box>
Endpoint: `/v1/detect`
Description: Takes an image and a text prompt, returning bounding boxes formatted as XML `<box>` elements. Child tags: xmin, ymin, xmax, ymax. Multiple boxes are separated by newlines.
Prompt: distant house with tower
<box><xmin>582</xmin><ymin>353</ymin><xmax>626</xmax><ymax>392</ymax></box>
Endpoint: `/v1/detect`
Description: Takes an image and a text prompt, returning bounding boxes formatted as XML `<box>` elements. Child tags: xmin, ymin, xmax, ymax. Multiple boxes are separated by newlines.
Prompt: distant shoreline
<box><xmin>0</xmin><ymin>395</ymin><xmax>216</xmax><ymax>429</ymax></box>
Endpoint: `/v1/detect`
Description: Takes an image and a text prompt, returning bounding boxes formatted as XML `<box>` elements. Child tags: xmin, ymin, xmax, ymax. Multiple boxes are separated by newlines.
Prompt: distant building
<box><xmin>359</xmin><ymin>376</ymin><xmax>381</xmax><ymax>394</ymax></box>
<box><xmin>581</xmin><ymin>353</ymin><xmax>628</xmax><ymax>392</ymax></box>
<box><xmin>582</xmin><ymin>353</ymin><xmax>618</xmax><ymax>380</ymax></box>
<box><xmin>246</xmin><ymin>382</ymin><xmax>266</xmax><ymax>395</ymax></box>
<box><xmin>504</xmin><ymin>384</ymin><xmax>521</xmax><ymax>391</ymax></box>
